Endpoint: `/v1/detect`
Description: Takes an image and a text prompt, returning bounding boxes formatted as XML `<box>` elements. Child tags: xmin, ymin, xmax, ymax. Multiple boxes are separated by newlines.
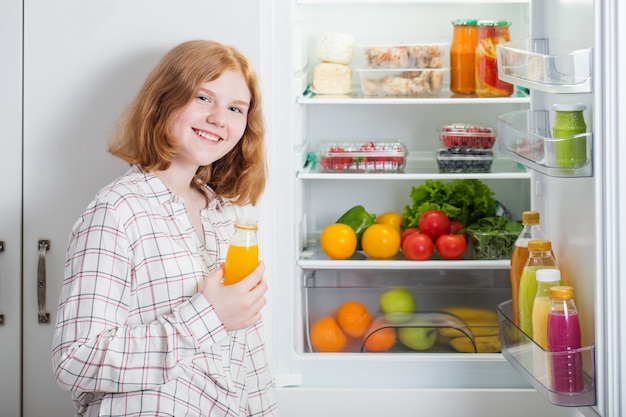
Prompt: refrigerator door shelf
<box><xmin>497</xmin><ymin>109</ymin><xmax>593</xmax><ymax>177</ymax></box>
<box><xmin>497</xmin><ymin>300</ymin><xmax>596</xmax><ymax>407</ymax></box>
<box><xmin>496</xmin><ymin>39</ymin><xmax>593</xmax><ymax>94</ymax></box>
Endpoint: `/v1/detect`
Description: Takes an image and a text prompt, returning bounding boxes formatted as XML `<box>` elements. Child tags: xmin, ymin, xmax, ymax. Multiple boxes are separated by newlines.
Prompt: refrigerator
<box><xmin>264</xmin><ymin>0</ymin><xmax>625</xmax><ymax>416</ymax></box>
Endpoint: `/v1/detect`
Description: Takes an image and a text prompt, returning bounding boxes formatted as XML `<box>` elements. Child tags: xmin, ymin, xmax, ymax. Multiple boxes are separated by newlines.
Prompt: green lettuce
<box><xmin>403</xmin><ymin>179</ymin><xmax>496</xmax><ymax>228</ymax></box>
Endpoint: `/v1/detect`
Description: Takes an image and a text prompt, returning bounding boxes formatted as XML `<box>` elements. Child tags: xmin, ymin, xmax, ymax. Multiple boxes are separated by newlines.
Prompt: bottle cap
<box><xmin>553</xmin><ymin>103</ymin><xmax>586</xmax><ymax>112</ymax></box>
<box><xmin>536</xmin><ymin>268</ymin><xmax>561</xmax><ymax>282</ymax></box>
<box><xmin>521</xmin><ymin>211</ymin><xmax>540</xmax><ymax>225</ymax></box>
<box><xmin>528</xmin><ymin>239</ymin><xmax>551</xmax><ymax>252</ymax></box>
<box><xmin>550</xmin><ymin>285</ymin><xmax>575</xmax><ymax>300</ymax></box>
<box><xmin>477</xmin><ymin>19</ymin><xmax>511</xmax><ymax>26</ymax></box>
<box><xmin>234</xmin><ymin>219</ymin><xmax>258</xmax><ymax>231</ymax></box>
<box><xmin>452</xmin><ymin>19</ymin><xmax>479</xmax><ymax>25</ymax></box>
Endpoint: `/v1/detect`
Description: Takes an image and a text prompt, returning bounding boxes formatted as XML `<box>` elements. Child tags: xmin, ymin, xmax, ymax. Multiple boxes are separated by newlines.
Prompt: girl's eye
<box><xmin>198</xmin><ymin>95</ymin><xmax>213</xmax><ymax>103</ymax></box>
<box><xmin>229</xmin><ymin>106</ymin><xmax>243</xmax><ymax>114</ymax></box>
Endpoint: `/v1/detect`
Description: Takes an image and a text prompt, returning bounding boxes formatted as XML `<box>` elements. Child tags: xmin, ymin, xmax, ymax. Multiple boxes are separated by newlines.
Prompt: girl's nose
<box><xmin>207</xmin><ymin>107</ymin><xmax>226</xmax><ymax>127</ymax></box>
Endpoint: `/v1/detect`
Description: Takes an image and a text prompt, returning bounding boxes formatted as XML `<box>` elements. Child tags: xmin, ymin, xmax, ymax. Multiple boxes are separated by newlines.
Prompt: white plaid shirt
<box><xmin>52</xmin><ymin>166</ymin><xmax>278</xmax><ymax>417</ymax></box>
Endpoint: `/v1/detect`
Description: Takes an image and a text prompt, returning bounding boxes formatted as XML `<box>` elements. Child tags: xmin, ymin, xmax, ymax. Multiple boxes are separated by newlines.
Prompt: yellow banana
<box><xmin>449</xmin><ymin>335</ymin><xmax>502</xmax><ymax>353</ymax></box>
<box><xmin>438</xmin><ymin>306</ymin><xmax>499</xmax><ymax>339</ymax></box>
<box><xmin>441</xmin><ymin>306</ymin><xmax>498</xmax><ymax>323</ymax></box>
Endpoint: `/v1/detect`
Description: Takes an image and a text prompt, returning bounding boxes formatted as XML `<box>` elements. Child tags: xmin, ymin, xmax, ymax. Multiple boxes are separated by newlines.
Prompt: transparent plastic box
<box><xmin>466</xmin><ymin>230</ymin><xmax>518</xmax><ymax>260</ymax></box>
<box><xmin>357</xmin><ymin>68</ymin><xmax>447</xmax><ymax>97</ymax></box>
<box><xmin>436</xmin><ymin>148</ymin><xmax>494</xmax><ymax>173</ymax></box>
<box><xmin>497</xmin><ymin>300</ymin><xmax>596</xmax><ymax>407</ymax></box>
<box><xmin>360</xmin><ymin>43</ymin><xmax>447</xmax><ymax>69</ymax></box>
<box><xmin>304</xmin><ymin>269</ymin><xmax>508</xmax><ymax>354</ymax></box>
<box><xmin>441</xmin><ymin>123</ymin><xmax>496</xmax><ymax>149</ymax></box>
<box><xmin>317</xmin><ymin>141</ymin><xmax>407</xmax><ymax>173</ymax></box>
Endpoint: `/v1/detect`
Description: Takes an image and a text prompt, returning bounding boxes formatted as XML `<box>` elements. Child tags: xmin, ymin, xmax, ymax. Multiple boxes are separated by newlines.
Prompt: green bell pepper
<box><xmin>336</xmin><ymin>205</ymin><xmax>376</xmax><ymax>250</ymax></box>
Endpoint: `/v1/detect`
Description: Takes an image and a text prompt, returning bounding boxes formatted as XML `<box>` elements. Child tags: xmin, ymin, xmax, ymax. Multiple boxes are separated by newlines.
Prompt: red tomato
<box><xmin>400</xmin><ymin>227</ymin><xmax>421</xmax><ymax>246</ymax></box>
<box><xmin>435</xmin><ymin>234</ymin><xmax>467</xmax><ymax>260</ymax></box>
<box><xmin>448</xmin><ymin>220</ymin><xmax>465</xmax><ymax>235</ymax></box>
<box><xmin>402</xmin><ymin>233</ymin><xmax>434</xmax><ymax>261</ymax></box>
<box><xmin>418</xmin><ymin>210</ymin><xmax>451</xmax><ymax>240</ymax></box>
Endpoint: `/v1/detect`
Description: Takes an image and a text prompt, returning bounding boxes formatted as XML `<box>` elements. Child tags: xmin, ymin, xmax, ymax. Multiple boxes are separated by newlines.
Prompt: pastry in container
<box><xmin>316</xmin><ymin>32</ymin><xmax>356</xmax><ymax>65</ymax></box>
<box><xmin>317</xmin><ymin>141</ymin><xmax>407</xmax><ymax>173</ymax></box>
<box><xmin>312</xmin><ymin>63</ymin><xmax>352</xmax><ymax>95</ymax></box>
<box><xmin>436</xmin><ymin>147</ymin><xmax>494</xmax><ymax>173</ymax></box>
<box><xmin>358</xmin><ymin>68</ymin><xmax>446</xmax><ymax>97</ymax></box>
<box><xmin>361</xmin><ymin>43</ymin><xmax>447</xmax><ymax>69</ymax></box>
<box><xmin>440</xmin><ymin>123</ymin><xmax>496</xmax><ymax>149</ymax></box>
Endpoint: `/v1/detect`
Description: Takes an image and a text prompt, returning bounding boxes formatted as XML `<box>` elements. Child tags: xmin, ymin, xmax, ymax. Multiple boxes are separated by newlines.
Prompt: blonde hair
<box><xmin>109</xmin><ymin>40</ymin><xmax>266</xmax><ymax>206</ymax></box>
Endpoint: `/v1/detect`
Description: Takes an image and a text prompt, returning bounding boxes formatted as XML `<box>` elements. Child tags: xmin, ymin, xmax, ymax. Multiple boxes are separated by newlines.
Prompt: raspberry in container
<box><xmin>318</xmin><ymin>141</ymin><xmax>407</xmax><ymax>173</ymax></box>
<box><xmin>440</xmin><ymin>123</ymin><xmax>496</xmax><ymax>149</ymax></box>
<box><xmin>436</xmin><ymin>147</ymin><xmax>494</xmax><ymax>173</ymax></box>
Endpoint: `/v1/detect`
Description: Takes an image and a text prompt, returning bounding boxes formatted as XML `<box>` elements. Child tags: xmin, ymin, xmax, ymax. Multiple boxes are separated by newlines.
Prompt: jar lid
<box><xmin>550</xmin><ymin>285</ymin><xmax>575</xmax><ymax>300</ymax></box>
<box><xmin>528</xmin><ymin>239</ymin><xmax>551</xmax><ymax>252</ymax></box>
<box><xmin>536</xmin><ymin>268</ymin><xmax>561</xmax><ymax>283</ymax></box>
<box><xmin>522</xmin><ymin>211</ymin><xmax>540</xmax><ymax>225</ymax></box>
<box><xmin>553</xmin><ymin>103</ymin><xmax>587</xmax><ymax>112</ymax></box>
<box><xmin>477</xmin><ymin>19</ymin><xmax>511</xmax><ymax>26</ymax></box>
<box><xmin>452</xmin><ymin>19</ymin><xmax>479</xmax><ymax>25</ymax></box>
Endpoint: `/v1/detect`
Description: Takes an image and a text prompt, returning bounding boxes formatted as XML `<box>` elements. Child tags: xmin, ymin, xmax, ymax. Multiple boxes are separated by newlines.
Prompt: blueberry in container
<box><xmin>436</xmin><ymin>147</ymin><xmax>494</xmax><ymax>173</ymax></box>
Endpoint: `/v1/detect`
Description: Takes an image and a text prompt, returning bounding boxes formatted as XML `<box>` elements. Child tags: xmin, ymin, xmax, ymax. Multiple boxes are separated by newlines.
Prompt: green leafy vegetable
<box><xmin>463</xmin><ymin>216</ymin><xmax>523</xmax><ymax>259</ymax></box>
<box><xmin>403</xmin><ymin>179</ymin><xmax>496</xmax><ymax>228</ymax></box>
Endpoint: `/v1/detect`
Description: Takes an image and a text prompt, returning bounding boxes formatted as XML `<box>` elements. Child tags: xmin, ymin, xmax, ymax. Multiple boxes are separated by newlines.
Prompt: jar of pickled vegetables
<box><xmin>450</xmin><ymin>19</ymin><xmax>478</xmax><ymax>95</ymax></box>
<box><xmin>475</xmin><ymin>20</ymin><xmax>514</xmax><ymax>97</ymax></box>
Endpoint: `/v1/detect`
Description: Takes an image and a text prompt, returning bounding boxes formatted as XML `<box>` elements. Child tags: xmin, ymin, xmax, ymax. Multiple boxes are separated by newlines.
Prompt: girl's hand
<box><xmin>201</xmin><ymin>262</ymin><xmax>268</xmax><ymax>331</ymax></box>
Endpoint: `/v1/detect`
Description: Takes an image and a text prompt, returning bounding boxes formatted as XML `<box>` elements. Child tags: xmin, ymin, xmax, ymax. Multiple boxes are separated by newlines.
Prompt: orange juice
<box><xmin>223</xmin><ymin>220</ymin><xmax>259</xmax><ymax>285</ymax></box>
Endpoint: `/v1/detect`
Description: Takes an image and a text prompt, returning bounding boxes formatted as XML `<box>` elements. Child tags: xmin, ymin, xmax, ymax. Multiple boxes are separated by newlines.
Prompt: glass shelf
<box><xmin>497</xmin><ymin>300</ymin><xmax>596</xmax><ymax>407</ymax></box>
<box><xmin>497</xmin><ymin>109</ymin><xmax>593</xmax><ymax>177</ymax></box>
<box><xmin>298</xmin><ymin>242</ymin><xmax>511</xmax><ymax>270</ymax></box>
<box><xmin>298</xmin><ymin>153</ymin><xmax>531</xmax><ymax>180</ymax></box>
<box><xmin>496</xmin><ymin>39</ymin><xmax>593</xmax><ymax>94</ymax></box>
<box><xmin>298</xmin><ymin>88</ymin><xmax>530</xmax><ymax>105</ymax></box>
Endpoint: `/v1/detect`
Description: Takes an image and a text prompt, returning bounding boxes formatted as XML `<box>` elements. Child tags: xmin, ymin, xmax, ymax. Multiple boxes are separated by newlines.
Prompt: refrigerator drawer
<box><xmin>303</xmin><ymin>269</ymin><xmax>509</xmax><ymax>354</ymax></box>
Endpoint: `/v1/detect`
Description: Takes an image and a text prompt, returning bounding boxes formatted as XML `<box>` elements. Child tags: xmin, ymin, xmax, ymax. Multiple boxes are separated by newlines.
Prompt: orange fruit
<box><xmin>336</xmin><ymin>300</ymin><xmax>372</xmax><ymax>338</ymax></box>
<box><xmin>363</xmin><ymin>319</ymin><xmax>397</xmax><ymax>352</ymax></box>
<box><xmin>310</xmin><ymin>316</ymin><xmax>348</xmax><ymax>352</ymax></box>
<box><xmin>376</xmin><ymin>212</ymin><xmax>404</xmax><ymax>233</ymax></box>
<box><xmin>361</xmin><ymin>224</ymin><xmax>401</xmax><ymax>259</ymax></box>
<box><xmin>320</xmin><ymin>223</ymin><xmax>357</xmax><ymax>260</ymax></box>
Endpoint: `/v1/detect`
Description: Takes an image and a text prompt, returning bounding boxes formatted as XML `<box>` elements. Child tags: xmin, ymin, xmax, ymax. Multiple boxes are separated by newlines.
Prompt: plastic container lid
<box><xmin>536</xmin><ymin>268</ymin><xmax>561</xmax><ymax>282</ymax></box>
<box><xmin>528</xmin><ymin>239</ymin><xmax>551</xmax><ymax>252</ymax></box>
<box><xmin>521</xmin><ymin>211</ymin><xmax>540</xmax><ymax>225</ymax></box>
<box><xmin>477</xmin><ymin>19</ymin><xmax>511</xmax><ymax>26</ymax></box>
<box><xmin>452</xmin><ymin>19</ymin><xmax>479</xmax><ymax>25</ymax></box>
<box><xmin>550</xmin><ymin>285</ymin><xmax>575</xmax><ymax>299</ymax></box>
<box><xmin>553</xmin><ymin>103</ymin><xmax>587</xmax><ymax>112</ymax></box>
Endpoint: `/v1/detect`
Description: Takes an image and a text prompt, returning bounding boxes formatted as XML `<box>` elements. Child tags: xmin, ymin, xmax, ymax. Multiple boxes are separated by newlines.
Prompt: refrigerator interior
<box><xmin>268</xmin><ymin>0</ymin><xmax>592</xmax><ymax>415</ymax></box>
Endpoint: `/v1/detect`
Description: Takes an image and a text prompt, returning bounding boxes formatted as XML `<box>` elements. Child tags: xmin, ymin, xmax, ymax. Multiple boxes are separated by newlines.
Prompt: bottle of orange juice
<box><xmin>223</xmin><ymin>220</ymin><xmax>259</xmax><ymax>285</ymax></box>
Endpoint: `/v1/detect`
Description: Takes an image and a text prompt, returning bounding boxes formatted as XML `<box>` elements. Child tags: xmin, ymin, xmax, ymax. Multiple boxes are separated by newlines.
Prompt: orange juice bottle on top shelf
<box><xmin>510</xmin><ymin>211</ymin><xmax>548</xmax><ymax>326</ymax></box>
<box><xmin>450</xmin><ymin>19</ymin><xmax>479</xmax><ymax>95</ymax></box>
<box><xmin>223</xmin><ymin>220</ymin><xmax>259</xmax><ymax>285</ymax></box>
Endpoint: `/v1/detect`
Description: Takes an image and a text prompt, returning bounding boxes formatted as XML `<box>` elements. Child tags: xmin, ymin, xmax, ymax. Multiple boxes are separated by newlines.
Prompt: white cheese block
<box><xmin>316</xmin><ymin>32</ymin><xmax>356</xmax><ymax>65</ymax></box>
<box><xmin>312</xmin><ymin>63</ymin><xmax>352</xmax><ymax>95</ymax></box>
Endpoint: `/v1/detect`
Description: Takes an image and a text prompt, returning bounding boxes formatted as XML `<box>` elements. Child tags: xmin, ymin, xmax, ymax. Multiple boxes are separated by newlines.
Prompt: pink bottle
<box><xmin>547</xmin><ymin>286</ymin><xmax>584</xmax><ymax>392</ymax></box>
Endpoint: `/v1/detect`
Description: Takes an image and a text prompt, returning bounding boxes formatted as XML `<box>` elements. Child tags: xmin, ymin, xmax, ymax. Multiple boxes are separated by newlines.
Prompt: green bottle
<box><xmin>552</xmin><ymin>103</ymin><xmax>587</xmax><ymax>168</ymax></box>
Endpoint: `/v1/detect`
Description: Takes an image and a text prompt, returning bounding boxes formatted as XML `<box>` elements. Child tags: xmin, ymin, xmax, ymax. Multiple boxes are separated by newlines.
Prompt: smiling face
<box><xmin>168</xmin><ymin>69</ymin><xmax>251</xmax><ymax>174</ymax></box>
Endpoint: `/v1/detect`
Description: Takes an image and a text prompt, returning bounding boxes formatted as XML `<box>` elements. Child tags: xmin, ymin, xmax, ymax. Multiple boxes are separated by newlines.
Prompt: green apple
<box><xmin>398</xmin><ymin>325</ymin><xmax>438</xmax><ymax>351</ymax></box>
<box><xmin>379</xmin><ymin>288</ymin><xmax>416</xmax><ymax>314</ymax></box>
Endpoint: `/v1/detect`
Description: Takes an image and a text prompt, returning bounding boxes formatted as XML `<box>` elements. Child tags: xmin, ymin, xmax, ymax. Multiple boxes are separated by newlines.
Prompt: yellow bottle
<box><xmin>223</xmin><ymin>220</ymin><xmax>259</xmax><ymax>285</ymax></box>
<box><xmin>531</xmin><ymin>269</ymin><xmax>562</xmax><ymax>349</ymax></box>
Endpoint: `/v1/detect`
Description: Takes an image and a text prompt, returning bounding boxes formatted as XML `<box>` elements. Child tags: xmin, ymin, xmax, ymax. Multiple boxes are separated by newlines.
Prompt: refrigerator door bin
<box><xmin>497</xmin><ymin>300</ymin><xmax>596</xmax><ymax>407</ymax></box>
<box><xmin>497</xmin><ymin>109</ymin><xmax>592</xmax><ymax>177</ymax></box>
<box><xmin>303</xmin><ymin>269</ymin><xmax>509</xmax><ymax>354</ymax></box>
<box><xmin>496</xmin><ymin>39</ymin><xmax>592</xmax><ymax>94</ymax></box>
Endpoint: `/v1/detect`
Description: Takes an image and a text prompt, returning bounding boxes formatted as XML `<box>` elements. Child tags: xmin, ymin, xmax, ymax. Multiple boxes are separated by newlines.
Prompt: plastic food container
<box><xmin>467</xmin><ymin>230</ymin><xmax>518</xmax><ymax>259</ymax></box>
<box><xmin>318</xmin><ymin>141</ymin><xmax>407</xmax><ymax>173</ymax></box>
<box><xmin>357</xmin><ymin>69</ymin><xmax>447</xmax><ymax>97</ymax></box>
<box><xmin>441</xmin><ymin>124</ymin><xmax>496</xmax><ymax>149</ymax></box>
<box><xmin>360</xmin><ymin>43</ymin><xmax>447</xmax><ymax>69</ymax></box>
<box><xmin>436</xmin><ymin>148</ymin><xmax>494</xmax><ymax>173</ymax></box>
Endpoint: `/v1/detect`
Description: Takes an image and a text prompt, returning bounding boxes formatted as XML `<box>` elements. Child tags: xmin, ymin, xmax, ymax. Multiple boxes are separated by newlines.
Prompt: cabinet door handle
<box><xmin>37</xmin><ymin>240</ymin><xmax>50</xmax><ymax>324</ymax></box>
<box><xmin>0</xmin><ymin>240</ymin><xmax>4</xmax><ymax>325</ymax></box>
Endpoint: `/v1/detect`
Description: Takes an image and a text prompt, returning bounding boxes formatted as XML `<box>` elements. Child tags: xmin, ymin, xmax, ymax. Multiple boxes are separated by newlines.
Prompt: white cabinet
<box><xmin>2</xmin><ymin>1</ymin><xmax>267</xmax><ymax>415</ymax></box>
